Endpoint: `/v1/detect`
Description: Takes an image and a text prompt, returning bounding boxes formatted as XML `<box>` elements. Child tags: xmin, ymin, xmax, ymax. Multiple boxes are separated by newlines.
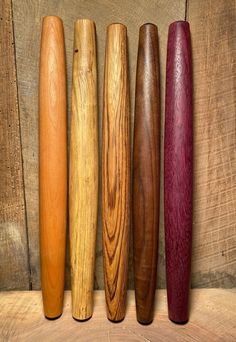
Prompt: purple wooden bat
<box><xmin>164</xmin><ymin>21</ymin><xmax>193</xmax><ymax>324</ymax></box>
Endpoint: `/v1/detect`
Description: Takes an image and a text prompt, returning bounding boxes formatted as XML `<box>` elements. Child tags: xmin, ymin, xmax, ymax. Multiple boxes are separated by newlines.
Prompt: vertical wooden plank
<box><xmin>12</xmin><ymin>0</ymin><xmax>186</xmax><ymax>289</ymax></box>
<box><xmin>188</xmin><ymin>0</ymin><xmax>236</xmax><ymax>287</ymax></box>
<box><xmin>0</xmin><ymin>0</ymin><xmax>29</xmax><ymax>289</ymax></box>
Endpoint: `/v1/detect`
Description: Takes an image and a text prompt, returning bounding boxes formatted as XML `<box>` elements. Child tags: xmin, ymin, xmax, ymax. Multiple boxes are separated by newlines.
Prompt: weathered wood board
<box><xmin>0</xmin><ymin>0</ymin><xmax>30</xmax><ymax>290</ymax></box>
<box><xmin>0</xmin><ymin>290</ymin><xmax>236</xmax><ymax>341</ymax></box>
<box><xmin>12</xmin><ymin>0</ymin><xmax>186</xmax><ymax>289</ymax></box>
<box><xmin>188</xmin><ymin>0</ymin><xmax>236</xmax><ymax>287</ymax></box>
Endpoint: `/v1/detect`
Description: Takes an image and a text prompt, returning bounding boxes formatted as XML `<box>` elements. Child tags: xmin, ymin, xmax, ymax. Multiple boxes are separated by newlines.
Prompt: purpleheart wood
<box><xmin>133</xmin><ymin>23</ymin><xmax>160</xmax><ymax>325</ymax></box>
<box><xmin>164</xmin><ymin>21</ymin><xmax>193</xmax><ymax>324</ymax></box>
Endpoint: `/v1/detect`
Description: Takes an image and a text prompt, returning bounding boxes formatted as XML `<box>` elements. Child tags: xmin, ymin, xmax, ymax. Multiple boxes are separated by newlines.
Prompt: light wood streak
<box><xmin>70</xmin><ymin>19</ymin><xmax>98</xmax><ymax>320</ymax></box>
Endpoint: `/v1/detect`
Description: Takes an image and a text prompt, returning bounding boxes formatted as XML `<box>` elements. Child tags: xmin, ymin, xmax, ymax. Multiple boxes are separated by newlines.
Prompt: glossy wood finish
<box><xmin>102</xmin><ymin>23</ymin><xmax>130</xmax><ymax>322</ymax></box>
<box><xmin>164</xmin><ymin>21</ymin><xmax>193</xmax><ymax>324</ymax></box>
<box><xmin>70</xmin><ymin>19</ymin><xmax>98</xmax><ymax>321</ymax></box>
<box><xmin>39</xmin><ymin>16</ymin><xmax>67</xmax><ymax>319</ymax></box>
<box><xmin>133</xmin><ymin>23</ymin><xmax>160</xmax><ymax>325</ymax></box>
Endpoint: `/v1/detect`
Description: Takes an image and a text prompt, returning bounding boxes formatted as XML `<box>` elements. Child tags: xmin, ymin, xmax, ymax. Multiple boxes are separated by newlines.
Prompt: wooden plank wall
<box><xmin>0</xmin><ymin>0</ymin><xmax>235</xmax><ymax>290</ymax></box>
<box><xmin>0</xmin><ymin>0</ymin><xmax>30</xmax><ymax>289</ymax></box>
<box><xmin>188</xmin><ymin>0</ymin><xmax>236</xmax><ymax>287</ymax></box>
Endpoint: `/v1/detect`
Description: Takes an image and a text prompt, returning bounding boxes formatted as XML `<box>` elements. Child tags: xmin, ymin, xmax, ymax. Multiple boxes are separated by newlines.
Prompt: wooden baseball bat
<box><xmin>70</xmin><ymin>19</ymin><xmax>98</xmax><ymax>321</ymax></box>
<box><xmin>133</xmin><ymin>23</ymin><xmax>160</xmax><ymax>325</ymax></box>
<box><xmin>164</xmin><ymin>21</ymin><xmax>193</xmax><ymax>324</ymax></box>
<box><xmin>39</xmin><ymin>16</ymin><xmax>67</xmax><ymax>319</ymax></box>
<box><xmin>102</xmin><ymin>23</ymin><xmax>130</xmax><ymax>322</ymax></box>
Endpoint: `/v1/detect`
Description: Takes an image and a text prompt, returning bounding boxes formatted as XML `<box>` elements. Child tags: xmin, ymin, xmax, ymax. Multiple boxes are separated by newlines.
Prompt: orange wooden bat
<box><xmin>39</xmin><ymin>16</ymin><xmax>67</xmax><ymax>319</ymax></box>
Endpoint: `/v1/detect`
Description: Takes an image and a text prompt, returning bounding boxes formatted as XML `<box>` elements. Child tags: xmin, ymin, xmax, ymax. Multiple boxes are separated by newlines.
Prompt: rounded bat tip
<box><xmin>170</xmin><ymin>318</ymin><xmax>189</xmax><ymax>325</ymax></box>
<box><xmin>107</xmin><ymin>22</ymin><xmax>127</xmax><ymax>31</ymax></box>
<box><xmin>42</xmin><ymin>15</ymin><xmax>63</xmax><ymax>24</ymax></box>
<box><xmin>139</xmin><ymin>23</ymin><xmax>158</xmax><ymax>34</ymax></box>
<box><xmin>137</xmin><ymin>319</ymin><xmax>153</xmax><ymax>325</ymax></box>
<box><xmin>108</xmin><ymin>317</ymin><xmax>125</xmax><ymax>323</ymax></box>
<box><xmin>169</xmin><ymin>20</ymin><xmax>190</xmax><ymax>29</ymax></box>
<box><xmin>45</xmin><ymin>313</ymin><xmax>62</xmax><ymax>320</ymax></box>
<box><xmin>72</xmin><ymin>315</ymin><xmax>92</xmax><ymax>322</ymax></box>
<box><xmin>141</xmin><ymin>22</ymin><xmax>157</xmax><ymax>28</ymax></box>
<box><xmin>75</xmin><ymin>18</ymin><xmax>95</xmax><ymax>26</ymax></box>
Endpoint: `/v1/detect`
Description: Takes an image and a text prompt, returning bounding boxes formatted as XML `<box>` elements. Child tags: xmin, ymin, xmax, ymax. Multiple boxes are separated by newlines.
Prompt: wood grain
<box><xmin>187</xmin><ymin>0</ymin><xmax>236</xmax><ymax>288</ymax></box>
<box><xmin>133</xmin><ymin>23</ymin><xmax>160</xmax><ymax>324</ymax></box>
<box><xmin>164</xmin><ymin>21</ymin><xmax>193</xmax><ymax>323</ymax></box>
<box><xmin>70</xmin><ymin>19</ymin><xmax>98</xmax><ymax>321</ymax></box>
<box><xmin>102</xmin><ymin>24</ymin><xmax>130</xmax><ymax>321</ymax></box>
<box><xmin>39</xmin><ymin>16</ymin><xmax>67</xmax><ymax>319</ymax></box>
<box><xmin>6</xmin><ymin>0</ymin><xmax>236</xmax><ymax>291</ymax></box>
<box><xmin>12</xmin><ymin>0</ymin><xmax>186</xmax><ymax>290</ymax></box>
<box><xmin>0</xmin><ymin>0</ymin><xmax>29</xmax><ymax>290</ymax></box>
<box><xmin>0</xmin><ymin>290</ymin><xmax>236</xmax><ymax>341</ymax></box>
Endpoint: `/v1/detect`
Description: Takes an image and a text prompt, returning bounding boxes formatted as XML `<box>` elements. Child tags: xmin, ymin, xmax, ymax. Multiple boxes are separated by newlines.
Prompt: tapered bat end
<box><xmin>169</xmin><ymin>20</ymin><xmax>189</xmax><ymax>27</ymax></box>
<box><xmin>140</xmin><ymin>22</ymin><xmax>158</xmax><ymax>31</ymax></box>
<box><xmin>75</xmin><ymin>18</ymin><xmax>95</xmax><ymax>24</ymax></box>
<box><xmin>137</xmin><ymin>319</ymin><xmax>153</xmax><ymax>326</ymax></box>
<box><xmin>72</xmin><ymin>316</ymin><xmax>92</xmax><ymax>323</ymax></box>
<box><xmin>108</xmin><ymin>317</ymin><xmax>125</xmax><ymax>324</ymax></box>
<box><xmin>42</xmin><ymin>15</ymin><xmax>63</xmax><ymax>25</ymax></box>
<box><xmin>45</xmin><ymin>314</ymin><xmax>62</xmax><ymax>320</ymax></box>
<box><xmin>107</xmin><ymin>22</ymin><xmax>127</xmax><ymax>29</ymax></box>
<box><xmin>170</xmin><ymin>318</ymin><xmax>189</xmax><ymax>325</ymax></box>
<box><xmin>74</xmin><ymin>18</ymin><xmax>96</xmax><ymax>32</ymax></box>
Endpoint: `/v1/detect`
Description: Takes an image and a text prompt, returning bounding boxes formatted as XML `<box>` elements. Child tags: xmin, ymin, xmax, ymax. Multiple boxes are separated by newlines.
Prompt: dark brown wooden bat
<box><xmin>133</xmin><ymin>23</ymin><xmax>160</xmax><ymax>325</ymax></box>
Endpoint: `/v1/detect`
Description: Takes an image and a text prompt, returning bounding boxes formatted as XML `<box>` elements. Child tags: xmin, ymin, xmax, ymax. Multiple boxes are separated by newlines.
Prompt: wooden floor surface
<box><xmin>0</xmin><ymin>290</ymin><xmax>236</xmax><ymax>341</ymax></box>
